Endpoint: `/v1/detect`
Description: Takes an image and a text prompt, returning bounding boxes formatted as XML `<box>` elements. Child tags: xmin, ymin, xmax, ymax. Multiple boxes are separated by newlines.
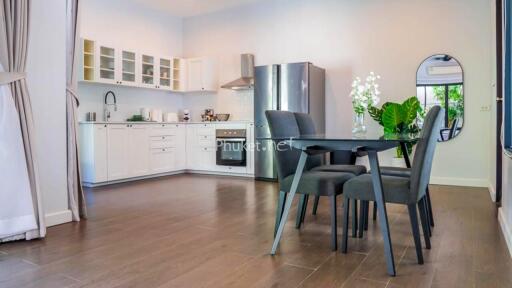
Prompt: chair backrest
<box><xmin>294</xmin><ymin>112</ymin><xmax>323</xmax><ymax>169</ymax></box>
<box><xmin>265</xmin><ymin>110</ymin><xmax>302</xmax><ymax>181</ymax></box>
<box><xmin>410</xmin><ymin>106</ymin><xmax>444</xmax><ymax>203</ymax></box>
<box><xmin>294</xmin><ymin>112</ymin><xmax>356</xmax><ymax>166</ymax></box>
<box><xmin>448</xmin><ymin>117</ymin><xmax>459</xmax><ymax>140</ymax></box>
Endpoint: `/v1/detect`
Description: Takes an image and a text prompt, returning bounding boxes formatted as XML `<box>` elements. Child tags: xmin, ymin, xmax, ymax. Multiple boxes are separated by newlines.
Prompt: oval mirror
<box><xmin>416</xmin><ymin>54</ymin><xmax>464</xmax><ymax>141</ymax></box>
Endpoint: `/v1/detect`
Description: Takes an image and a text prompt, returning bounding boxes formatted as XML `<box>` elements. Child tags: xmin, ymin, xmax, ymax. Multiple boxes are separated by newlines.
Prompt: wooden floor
<box><xmin>1</xmin><ymin>174</ymin><xmax>512</xmax><ymax>288</ymax></box>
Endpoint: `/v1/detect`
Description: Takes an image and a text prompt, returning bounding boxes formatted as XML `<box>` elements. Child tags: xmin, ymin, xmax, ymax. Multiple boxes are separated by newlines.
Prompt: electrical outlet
<box><xmin>480</xmin><ymin>105</ymin><xmax>491</xmax><ymax>112</ymax></box>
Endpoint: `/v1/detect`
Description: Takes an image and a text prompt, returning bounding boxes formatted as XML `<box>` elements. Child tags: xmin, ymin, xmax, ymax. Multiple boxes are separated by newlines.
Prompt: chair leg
<box><xmin>358</xmin><ymin>201</ymin><xmax>366</xmax><ymax>238</ymax></box>
<box><xmin>364</xmin><ymin>201</ymin><xmax>369</xmax><ymax>231</ymax></box>
<box><xmin>341</xmin><ymin>196</ymin><xmax>350</xmax><ymax>253</ymax></box>
<box><xmin>274</xmin><ymin>191</ymin><xmax>287</xmax><ymax>237</ymax></box>
<box><xmin>372</xmin><ymin>202</ymin><xmax>377</xmax><ymax>220</ymax></box>
<box><xmin>418</xmin><ymin>198</ymin><xmax>432</xmax><ymax>249</ymax></box>
<box><xmin>301</xmin><ymin>195</ymin><xmax>309</xmax><ymax>224</ymax></box>
<box><xmin>407</xmin><ymin>204</ymin><xmax>424</xmax><ymax>265</ymax></box>
<box><xmin>426</xmin><ymin>186</ymin><xmax>435</xmax><ymax>227</ymax></box>
<box><xmin>352</xmin><ymin>199</ymin><xmax>358</xmax><ymax>238</ymax></box>
<box><xmin>312</xmin><ymin>196</ymin><xmax>320</xmax><ymax>215</ymax></box>
<box><xmin>296</xmin><ymin>194</ymin><xmax>307</xmax><ymax>229</ymax></box>
<box><xmin>330</xmin><ymin>195</ymin><xmax>337</xmax><ymax>251</ymax></box>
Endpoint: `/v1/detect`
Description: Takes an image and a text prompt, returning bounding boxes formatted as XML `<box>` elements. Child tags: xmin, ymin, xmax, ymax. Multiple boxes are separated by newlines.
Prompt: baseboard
<box><xmin>186</xmin><ymin>170</ymin><xmax>254</xmax><ymax>178</ymax></box>
<box><xmin>45</xmin><ymin>210</ymin><xmax>72</xmax><ymax>227</ymax></box>
<box><xmin>83</xmin><ymin>171</ymin><xmax>186</xmax><ymax>187</ymax></box>
<box><xmin>430</xmin><ymin>176</ymin><xmax>489</xmax><ymax>188</ymax></box>
<box><xmin>83</xmin><ymin>170</ymin><xmax>254</xmax><ymax>187</ymax></box>
<box><xmin>488</xmin><ymin>183</ymin><xmax>497</xmax><ymax>202</ymax></box>
<box><xmin>498</xmin><ymin>208</ymin><xmax>512</xmax><ymax>258</ymax></box>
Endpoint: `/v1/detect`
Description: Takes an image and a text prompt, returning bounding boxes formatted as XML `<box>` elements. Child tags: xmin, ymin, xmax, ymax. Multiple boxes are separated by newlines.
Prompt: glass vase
<box><xmin>352</xmin><ymin>113</ymin><xmax>367</xmax><ymax>135</ymax></box>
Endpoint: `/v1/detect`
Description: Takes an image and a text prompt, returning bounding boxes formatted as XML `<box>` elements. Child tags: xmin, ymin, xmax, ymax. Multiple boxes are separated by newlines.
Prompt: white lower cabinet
<box><xmin>80</xmin><ymin>122</ymin><xmax>253</xmax><ymax>185</ymax></box>
<box><xmin>107</xmin><ymin>124</ymin><xmax>131</xmax><ymax>180</ymax></box>
<box><xmin>150</xmin><ymin>124</ymin><xmax>186</xmax><ymax>173</ymax></box>
<box><xmin>186</xmin><ymin>124</ymin><xmax>216</xmax><ymax>171</ymax></box>
<box><xmin>150</xmin><ymin>147</ymin><xmax>176</xmax><ymax>173</ymax></box>
<box><xmin>79</xmin><ymin>124</ymin><xmax>108</xmax><ymax>183</ymax></box>
<box><xmin>128</xmin><ymin>125</ymin><xmax>151</xmax><ymax>177</ymax></box>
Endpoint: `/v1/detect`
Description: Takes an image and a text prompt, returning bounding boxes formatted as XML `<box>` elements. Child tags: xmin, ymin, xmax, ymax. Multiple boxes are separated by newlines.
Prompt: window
<box><xmin>417</xmin><ymin>84</ymin><xmax>464</xmax><ymax>131</ymax></box>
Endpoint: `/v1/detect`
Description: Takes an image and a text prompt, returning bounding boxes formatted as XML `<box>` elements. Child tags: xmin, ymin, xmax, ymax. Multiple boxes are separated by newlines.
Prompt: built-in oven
<box><xmin>216</xmin><ymin>129</ymin><xmax>247</xmax><ymax>166</ymax></box>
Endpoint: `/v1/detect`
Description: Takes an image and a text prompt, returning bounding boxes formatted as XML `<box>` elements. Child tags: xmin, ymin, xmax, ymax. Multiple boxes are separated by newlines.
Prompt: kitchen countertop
<box><xmin>79</xmin><ymin>120</ymin><xmax>253</xmax><ymax>125</ymax></box>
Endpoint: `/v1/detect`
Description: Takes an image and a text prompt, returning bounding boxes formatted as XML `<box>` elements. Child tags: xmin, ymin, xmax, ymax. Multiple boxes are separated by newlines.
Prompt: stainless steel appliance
<box><xmin>254</xmin><ymin>62</ymin><xmax>325</xmax><ymax>180</ymax></box>
<box><xmin>216</xmin><ymin>129</ymin><xmax>247</xmax><ymax>166</ymax></box>
<box><xmin>221</xmin><ymin>54</ymin><xmax>254</xmax><ymax>90</ymax></box>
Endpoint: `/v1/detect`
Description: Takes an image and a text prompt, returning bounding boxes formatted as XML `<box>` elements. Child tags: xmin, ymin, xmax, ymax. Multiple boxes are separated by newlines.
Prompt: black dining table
<box><xmin>260</xmin><ymin>130</ymin><xmax>419</xmax><ymax>276</ymax></box>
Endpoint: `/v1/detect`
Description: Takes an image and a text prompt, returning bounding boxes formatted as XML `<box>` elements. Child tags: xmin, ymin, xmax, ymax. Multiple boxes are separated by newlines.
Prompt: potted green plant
<box><xmin>368</xmin><ymin>97</ymin><xmax>423</xmax><ymax>166</ymax></box>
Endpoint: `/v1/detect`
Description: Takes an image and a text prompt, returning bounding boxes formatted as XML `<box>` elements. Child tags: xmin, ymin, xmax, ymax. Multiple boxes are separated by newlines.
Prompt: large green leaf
<box><xmin>381</xmin><ymin>103</ymin><xmax>403</xmax><ymax>131</ymax></box>
<box><xmin>368</xmin><ymin>102</ymin><xmax>393</xmax><ymax>126</ymax></box>
<box><xmin>400</xmin><ymin>97</ymin><xmax>420</xmax><ymax>125</ymax></box>
<box><xmin>367</xmin><ymin>105</ymin><xmax>383</xmax><ymax>125</ymax></box>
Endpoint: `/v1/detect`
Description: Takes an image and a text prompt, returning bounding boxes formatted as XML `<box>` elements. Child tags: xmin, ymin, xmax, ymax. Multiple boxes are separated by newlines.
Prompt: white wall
<box><xmin>26</xmin><ymin>0</ymin><xmax>70</xmax><ymax>225</ymax></box>
<box><xmin>78</xmin><ymin>0</ymin><xmax>184</xmax><ymax>121</ymax></box>
<box><xmin>182</xmin><ymin>0</ymin><xmax>494</xmax><ymax>187</ymax></box>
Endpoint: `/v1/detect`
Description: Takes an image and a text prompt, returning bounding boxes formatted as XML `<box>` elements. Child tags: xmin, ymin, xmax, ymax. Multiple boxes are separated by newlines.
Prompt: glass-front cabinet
<box><xmin>141</xmin><ymin>54</ymin><xmax>155</xmax><ymax>88</ymax></box>
<box><xmin>98</xmin><ymin>45</ymin><xmax>116</xmax><ymax>84</ymax></box>
<box><xmin>121</xmin><ymin>50</ymin><xmax>137</xmax><ymax>86</ymax></box>
<box><xmin>159</xmin><ymin>58</ymin><xmax>171</xmax><ymax>89</ymax></box>
<box><xmin>79</xmin><ymin>38</ymin><xmax>196</xmax><ymax>91</ymax></box>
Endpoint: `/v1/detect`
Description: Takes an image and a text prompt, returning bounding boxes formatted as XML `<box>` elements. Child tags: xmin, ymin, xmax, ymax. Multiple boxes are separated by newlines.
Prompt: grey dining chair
<box><xmin>341</xmin><ymin>106</ymin><xmax>443</xmax><ymax>264</ymax></box>
<box><xmin>293</xmin><ymin>112</ymin><xmax>367</xmax><ymax>230</ymax></box>
<box><xmin>266</xmin><ymin>110</ymin><xmax>356</xmax><ymax>251</ymax></box>
<box><xmin>371</xmin><ymin>106</ymin><xmax>442</xmax><ymax>231</ymax></box>
<box><xmin>440</xmin><ymin>117</ymin><xmax>460</xmax><ymax>141</ymax></box>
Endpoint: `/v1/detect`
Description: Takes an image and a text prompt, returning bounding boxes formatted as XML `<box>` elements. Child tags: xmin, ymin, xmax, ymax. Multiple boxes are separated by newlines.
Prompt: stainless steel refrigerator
<box><xmin>254</xmin><ymin>62</ymin><xmax>325</xmax><ymax>180</ymax></box>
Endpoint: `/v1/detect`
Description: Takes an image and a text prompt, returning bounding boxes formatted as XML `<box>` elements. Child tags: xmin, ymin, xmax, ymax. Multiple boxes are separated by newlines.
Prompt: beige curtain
<box><xmin>66</xmin><ymin>0</ymin><xmax>86</xmax><ymax>221</ymax></box>
<box><xmin>0</xmin><ymin>0</ymin><xmax>46</xmax><ymax>240</ymax></box>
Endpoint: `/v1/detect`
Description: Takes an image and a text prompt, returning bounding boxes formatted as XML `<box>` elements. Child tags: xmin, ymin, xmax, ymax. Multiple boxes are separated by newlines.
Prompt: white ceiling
<box><xmin>129</xmin><ymin>0</ymin><xmax>262</xmax><ymax>18</ymax></box>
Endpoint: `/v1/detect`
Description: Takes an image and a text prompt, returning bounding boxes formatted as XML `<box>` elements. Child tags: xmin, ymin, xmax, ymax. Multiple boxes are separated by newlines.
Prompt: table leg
<box><xmin>271</xmin><ymin>150</ymin><xmax>308</xmax><ymax>255</ymax></box>
<box><xmin>367</xmin><ymin>150</ymin><xmax>396</xmax><ymax>276</ymax></box>
<box><xmin>399</xmin><ymin>142</ymin><xmax>411</xmax><ymax>168</ymax></box>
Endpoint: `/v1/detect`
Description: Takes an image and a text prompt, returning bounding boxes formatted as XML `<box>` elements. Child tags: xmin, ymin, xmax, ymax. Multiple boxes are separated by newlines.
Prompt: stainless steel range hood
<box><xmin>221</xmin><ymin>54</ymin><xmax>254</xmax><ymax>90</ymax></box>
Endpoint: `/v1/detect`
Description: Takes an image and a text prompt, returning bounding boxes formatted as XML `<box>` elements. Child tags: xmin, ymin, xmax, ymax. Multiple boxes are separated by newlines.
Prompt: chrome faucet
<box><xmin>103</xmin><ymin>91</ymin><xmax>117</xmax><ymax>122</ymax></box>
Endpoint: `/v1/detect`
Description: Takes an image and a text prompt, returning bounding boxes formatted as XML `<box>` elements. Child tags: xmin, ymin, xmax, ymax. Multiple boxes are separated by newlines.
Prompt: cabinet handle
<box><xmin>162</xmin><ymin>136</ymin><xmax>165</xmax><ymax>140</ymax></box>
<box><xmin>162</xmin><ymin>148</ymin><xmax>166</xmax><ymax>152</ymax></box>
<box><xmin>204</xmin><ymin>148</ymin><xmax>207</xmax><ymax>151</ymax></box>
<box><xmin>104</xmin><ymin>125</ymin><xmax>107</xmax><ymax>127</ymax></box>
<box><xmin>162</xmin><ymin>124</ymin><xmax>165</xmax><ymax>127</ymax></box>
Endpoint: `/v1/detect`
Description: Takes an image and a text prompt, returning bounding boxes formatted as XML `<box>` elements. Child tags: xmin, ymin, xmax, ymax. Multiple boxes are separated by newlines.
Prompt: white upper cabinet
<box><xmin>186</xmin><ymin>57</ymin><xmax>217</xmax><ymax>92</ymax></box>
<box><xmin>172</xmin><ymin>58</ymin><xmax>186</xmax><ymax>91</ymax></box>
<box><xmin>79</xmin><ymin>38</ymin><xmax>213</xmax><ymax>93</ymax></box>
<box><xmin>80</xmin><ymin>39</ymin><xmax>95</xmax><ymax>82</ymax></box>
<box><xmin>80</xmin><ymin>38</ymin><xmax>183</xmax><ymax>91</ymax></box>
<box><xmin>97</xmin><ymin>45</ymin><xmax>117</xmax><ymax>84</ymax></box>
<box><xmin>159</xmin><ymin>57</ymin><xmax>172</xmax><ymax>90</ymax></box>
<box><xmin>140</xmin><ymin>54</ymin><xmax>156</xmax><ymax>89</ymax></box>
<box><xmin>120</xmin><ymin>50</ymin><xmax>137</xmax><ymax>86</ymax></box>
